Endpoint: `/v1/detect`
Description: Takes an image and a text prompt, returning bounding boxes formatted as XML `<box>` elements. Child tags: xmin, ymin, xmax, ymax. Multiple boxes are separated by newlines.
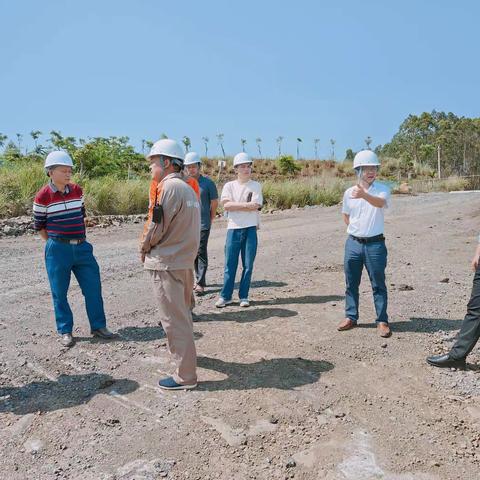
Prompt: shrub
<box><xmin>276</xmin><ymin>155</ymin><xmax>301</xmax><ymax>176</ymax></box>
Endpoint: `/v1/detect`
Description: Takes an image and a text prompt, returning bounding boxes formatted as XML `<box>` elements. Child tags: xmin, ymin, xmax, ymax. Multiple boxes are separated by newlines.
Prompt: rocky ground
<box><xmin>0</xmin><ymin>192</ymin><xmax>479</xmax><ymax>480</ymax></box>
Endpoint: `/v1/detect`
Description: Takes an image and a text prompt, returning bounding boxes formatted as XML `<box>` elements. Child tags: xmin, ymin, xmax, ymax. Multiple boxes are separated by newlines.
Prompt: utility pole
<box><xmin>437</xmin><ymin>145</ymin><xmax>441</xmax><ymax>180</ymax></box>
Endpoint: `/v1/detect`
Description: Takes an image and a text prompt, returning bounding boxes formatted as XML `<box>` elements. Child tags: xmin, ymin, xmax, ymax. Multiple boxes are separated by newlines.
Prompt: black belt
<box><xmin>50</xmin><ymin>237</ymin><xmax>86</xmax><ymax>245</ymax></box>
<box><xmin>350</xmin><ymin>234</ymin><xmax>385</xmax><ymax>244</ymax></box>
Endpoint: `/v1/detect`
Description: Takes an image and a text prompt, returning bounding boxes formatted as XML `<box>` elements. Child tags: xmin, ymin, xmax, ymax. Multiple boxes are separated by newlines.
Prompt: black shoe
<box><xmin>91</xmin><ymin>327</ymin><xmax>115</xmax><ymax>340</ymax></box>
<box><xmin>426</xmin><ymin>354</ymin><xmax>466</xmax><ymax>370</ymax></box>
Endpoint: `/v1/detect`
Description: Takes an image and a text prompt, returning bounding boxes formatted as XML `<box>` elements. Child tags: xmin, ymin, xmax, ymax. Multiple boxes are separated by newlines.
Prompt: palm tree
<box><xmin>16</xmin><ymin>133</ymin><xmax>23</xmax><ymax>152</ymax></box>
<box><xmin>182</xmin><ymin>136</ymin><xmax>191</xmax><ymax>152</ymax></box>
<box><xmin>314</xmin><ymin>138</ymin><xmax>320</xmax><ymax>160</ymax></box>
<box><xmin>30</xmin><ymin>130</ymin><xmax>42</xmax><ymax>151</ymax></box>
<box><xmin>202</xmin><ymin>136</ymin><xmax>209</xmax><ymax>157</ymax></box>
<box><xmin>365</xmin><ymin>136</ymin><xmax>372</xmax><ymax>150</ymax></box>
<box><xmin>160</xmin><ymin>133</ymin><xmax>168</xmax><ymax>139</ymax></box>
<box><xmin>216</xmin><ymin>133</ymin><xmax>225</xmax><ymax>159</ymax></box>
<box><xmin>0</xmin><ymin>133</ymin><xmax>7</xmax><ymax>149</ymax></box>
<box><xmin>255</xmin><ymin>138</ymin><xmax>262</xmax><ymax>158</ymax></box>
<box><xmin>296</xmin><ymin>138</ymin><xmax>303</xmax><ymax>160</ymax></box>
<box><xmin>330</xmin><ymin>139</ymin><xmax>336</xmax><ymax>160</ymax></box>
<box><xmin>276</xmin><ymin>136</ymin><xmax>284</xmax><ymax>156</ymax></box>
<box><xmin>240</xmin><ymin>138</ymin><xmax>247</xmax><ymax>152</ymax></box>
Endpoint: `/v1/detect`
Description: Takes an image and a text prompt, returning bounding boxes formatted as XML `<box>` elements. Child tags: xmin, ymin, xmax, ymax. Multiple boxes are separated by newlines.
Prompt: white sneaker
<box><xmin>239</xmin><ymin>299</ymin><xmax>250</xmax><ymax>308</ymax></box>
<box><xmin>215</xmin><ymin>297</ymin><xmax>232</xmax><ymax>308</ymax></box>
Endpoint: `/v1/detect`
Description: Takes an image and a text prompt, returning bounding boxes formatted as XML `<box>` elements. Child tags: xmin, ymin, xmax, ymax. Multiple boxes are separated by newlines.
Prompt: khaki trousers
<box><xmin>150</xmin><ymin>269</ymin><xmax>197</xmax><ymax>385</ymax></box>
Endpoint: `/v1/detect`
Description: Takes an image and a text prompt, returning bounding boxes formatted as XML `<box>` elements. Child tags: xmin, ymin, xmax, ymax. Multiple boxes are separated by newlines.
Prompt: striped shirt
<box><xmin>33</xmin><ymin>182</ymin><xmax>86</xmax><ymax>239</ymax></box>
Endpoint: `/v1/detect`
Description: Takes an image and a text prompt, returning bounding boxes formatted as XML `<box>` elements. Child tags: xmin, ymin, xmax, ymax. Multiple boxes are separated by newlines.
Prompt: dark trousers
<box><xmin>195</xmin><ymin>229</ymin><xmax>211</xmax><ymax>287</ymax></box>
<box><xmin>450</xmin><ymin>266</ymin><xmax>480</xmax><ymax>360</ymax></box>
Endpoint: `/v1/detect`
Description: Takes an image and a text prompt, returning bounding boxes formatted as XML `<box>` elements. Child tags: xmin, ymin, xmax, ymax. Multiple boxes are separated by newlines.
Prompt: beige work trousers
<box><xmin>150</xmin><ymin>269</ymin><xmax>197</xmax><ymax>385</ymax></box>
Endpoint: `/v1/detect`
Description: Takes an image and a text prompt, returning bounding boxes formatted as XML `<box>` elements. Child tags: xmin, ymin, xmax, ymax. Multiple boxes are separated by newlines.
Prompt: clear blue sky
<box><xmin>1</xmin><ymin>0</ymin><xmax>479</xmax><ymax>159</ymax></box>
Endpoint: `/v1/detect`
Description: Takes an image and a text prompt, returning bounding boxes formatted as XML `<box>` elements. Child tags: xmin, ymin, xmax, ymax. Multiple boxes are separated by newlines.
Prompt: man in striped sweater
<box><xmin>33</xmin><ymin>151</ymin><xmax>114</xmax><ymax>347</ymax></box>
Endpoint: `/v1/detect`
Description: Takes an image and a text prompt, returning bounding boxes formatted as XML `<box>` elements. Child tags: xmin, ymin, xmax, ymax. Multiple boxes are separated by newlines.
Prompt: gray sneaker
<box><xmin>59</xmin><ymin>333</ymin><xmax>74</xmax><ymax>347</ymax></box>
<box><xmin>91</xmin><ymin>327</ymin><xmax>115</xmax><ymax>339</ymax></box>
<box><xmin>215</xmin><ymin>297</ymin><xmax>233</xmax><ymax>308</ymax></box>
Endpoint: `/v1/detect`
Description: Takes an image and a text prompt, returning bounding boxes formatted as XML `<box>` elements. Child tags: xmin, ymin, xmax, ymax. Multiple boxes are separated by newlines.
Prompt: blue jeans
<box><xmin>45</xmin><ymin>238</ymin><xmax>106</xmax><ymax>334</ymax></box>
<box><xmin>344</xmin><ymin>236</ymin><xmax>388</xmax><ymax>324</ymax></box>
<box><xmin>220</xmin><ymin>227</ymin><xmax>258</xmax><ymax>301</ymax></box>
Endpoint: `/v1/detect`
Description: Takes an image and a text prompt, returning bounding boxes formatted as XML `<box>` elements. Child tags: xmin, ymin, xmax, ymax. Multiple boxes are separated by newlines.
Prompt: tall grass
<box><xmin>82</xmin><ymin>177</ymin><xmax>149</xmax><ymax>215</ymax></box>
<box><xmin>0</xmin><ymin>162</ymin><xmax>46</xmax><ymax>217</ymax></box>
<box><xmin>409</xmin><ymin>176</ymin><xmax>469</xmax><ymax>194</ymax></box>
<box><xmin>0</xmin><ymin>162</ymin><xmax>149</xmax><ymax>218</ymax></box>
<box><xmin>263</xmin><ymin>177</ymin><xmax>347</xmax><ymax>209</ymax></box>
<box><xmin>0</xmin><ymin>157</ymin><xmax>472</xmax><ymax>219</ymax></box>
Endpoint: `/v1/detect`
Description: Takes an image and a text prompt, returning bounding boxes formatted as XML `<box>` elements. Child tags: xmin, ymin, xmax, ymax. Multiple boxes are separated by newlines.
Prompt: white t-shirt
<box><xmin>221</xmin><ymin>179</ymin><xmax>263</xmax><ymax>229</ymax></box>
<box><xmin>342</xmin><ymin>181</ymin><xmax>391</xmax><ymax>238</ymax></box>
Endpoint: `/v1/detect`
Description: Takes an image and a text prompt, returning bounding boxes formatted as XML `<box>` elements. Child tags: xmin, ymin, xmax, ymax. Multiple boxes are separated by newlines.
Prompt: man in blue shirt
<box><xmin>184</xmin><ymin>152</ymin><xmax>219</xmax><ymax>294</ymax></box>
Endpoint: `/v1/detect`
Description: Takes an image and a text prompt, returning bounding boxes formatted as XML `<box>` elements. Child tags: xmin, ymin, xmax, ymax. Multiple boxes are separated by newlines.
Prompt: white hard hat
<box><xmin>233</xmin><ymin>152</ymin><xmax>252</xmax><ymax>167</ymax></box>
<box><xmin>353</xmin><ymin>150</ymin><xmax>380</xmax><ymax>169</ymax></box>
<box><xmin>147</xmin><ymin>139</ymin><xmax>185</xmax><ymax>162</ymax></box>
<box><xmin>184</xmin><ymin>151</ymin><xmax>201</xmax><ymax>166</ymax></box>
<box><xmin>44</xmin><ymin>151</ymin><xmax>74</xmax><ymax>169</ymax></box>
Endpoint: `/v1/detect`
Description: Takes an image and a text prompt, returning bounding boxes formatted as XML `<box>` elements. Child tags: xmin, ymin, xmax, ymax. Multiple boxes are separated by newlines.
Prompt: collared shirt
<box><xmin>48</xmin><ymin>181</ymin><xmax>71</xmax><ymax>194</ymax></box>
<box><xmin>143</xmin><ymin>173</ymin><xmax>201</xmax><ymax>271</ymax></box>
<box><xmin>342</xmin><ymin>181</ymin><xmax>391</xmax><ymax>238</ymax></box>
<box><xmin>198</xmin><ymin>175</ymin><xmax>218</xmax><ymax>231</ymax></box>
<box><xmin>33</xmin><ymin>182</ymin><xmax>86</xmax><ymax>239</ymax></box>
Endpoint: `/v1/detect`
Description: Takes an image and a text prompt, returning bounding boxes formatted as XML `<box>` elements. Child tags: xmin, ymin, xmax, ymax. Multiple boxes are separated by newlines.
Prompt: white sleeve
<box><xmin>220</xmin><ymin>182</ymin><xmax>232</xmax><ymax>203</ymax></box>
<box><xmin>378</xmin><ymin>186</ymin><xmax>391</xmax><ymax>209</ymax></box>
<box><xmin>252</xmin><ymin>183</ymin><xmax>263</xmax><ymax>206</ymax></box>
<box><xmin>342</xmin><ymin>191</ymin><xmax>351</xmax><ymax>214</ymax></box>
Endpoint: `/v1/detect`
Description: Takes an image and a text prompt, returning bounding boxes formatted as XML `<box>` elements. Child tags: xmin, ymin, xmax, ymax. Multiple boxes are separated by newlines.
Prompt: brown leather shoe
<box><xmin>337</xmin><ymin>318</ymin><xmax>356</xmax><ymax>331</ymax></box>
<box><xmin>194</xmin><ymin>285</ymin><xmax>205</xmax><ymax>296</ymax></box>
<box><xmin>377</xmin><ymin>322</ymin><xmax>392</xmax><ymax>338</ymax></box>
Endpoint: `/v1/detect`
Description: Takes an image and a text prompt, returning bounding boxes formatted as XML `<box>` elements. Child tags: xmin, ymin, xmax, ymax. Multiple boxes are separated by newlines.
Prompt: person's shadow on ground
<box><xmin>193</xmin><ymin>307</ymin><xmax>298</xmax><ymax>323</ymax></box>
<box><xmin>75</xmin><ymin>327</ymin><xmax>202</xmax><ymax>343</ymax></box>
<box><xmin>206</xmin><ymin>280</ymin><xmax>288</xmax><ymax>295</ymax></box>
<box><xmin>252</xmin><ymin>295</ymin><xmax>344</xmax><ymax>306</ymax></box>
<box><xmin>356</xmin><ymin>317</ymin><xmax>463</xmax><ymax>333</ymax></box>
<box><xmin>0</xmin><ymin>373</ymin><xmax>138</xmax><ymax>415</ymax></box>
<box><xmin>197</xmin><ymin>356</ymin><xmax>334</xmax><ymax>391</ymax></box>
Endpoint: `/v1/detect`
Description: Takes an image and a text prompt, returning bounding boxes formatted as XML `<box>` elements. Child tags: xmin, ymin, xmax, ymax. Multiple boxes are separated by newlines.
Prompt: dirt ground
<box><xmin>1</xmin><ymin>192</ymin><xmax>480</xmax><ymax>480</ymax></box>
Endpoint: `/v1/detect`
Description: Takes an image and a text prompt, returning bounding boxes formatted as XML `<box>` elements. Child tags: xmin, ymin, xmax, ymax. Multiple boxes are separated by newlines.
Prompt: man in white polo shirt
<box><xmin>215</xmin><ymin>152</ymin><xmax>263</xmax><ymax>308</ymax></box>
<box><xmin>337</xmin><ymin>150</ymin><xmax>392</xmax><ymax>338</ymax></box>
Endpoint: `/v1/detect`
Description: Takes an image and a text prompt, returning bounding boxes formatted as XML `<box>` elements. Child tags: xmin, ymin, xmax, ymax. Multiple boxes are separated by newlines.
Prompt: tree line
<box><xmin>1</xmin><ymin>111</ymin><xmax>479</xmax><ymax>178</ymax></box>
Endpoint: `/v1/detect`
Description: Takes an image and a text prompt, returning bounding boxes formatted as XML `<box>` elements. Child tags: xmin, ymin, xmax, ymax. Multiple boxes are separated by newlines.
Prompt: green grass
<box><xmin>82</xmin><ymin>177</ymin><xmax>149</xmax><ymax>215</ymax></box>
<box><xmin>0</xmin><ymin>161</ymin><xmax>149</xmax><ymax>218</ymax></box>
<box><xmin>262</xmin><ymin>177</ymin><xmax>347</xmax><ymax>209</ymax></box>
<box><xmin>0</xmin><ymin>157</ymin><xmax>472</xmax><ymax>219</ymax></box>
<box><xmin>0</xmin><ymin>162</ymin><xmax>46</xmax><ymax>217</ymax></box>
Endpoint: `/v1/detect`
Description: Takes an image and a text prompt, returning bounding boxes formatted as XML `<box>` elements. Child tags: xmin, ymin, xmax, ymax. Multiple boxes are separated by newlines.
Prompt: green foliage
<box><xmin>276</xmin><ymin>155</ymin><xmax>301</xmax><ymax>175</ymax></box>
<box><xmin>380</xmin><ymin>111</ymin><xmax>480</xmax><ymax>176</ymax></box>
<box><xmin>345</xmin><ymin>149</ymin><xmax>355</xmax><ymax>161</ymax></box>
<box><xmin>74</xmin><ymin>136</ymin><xmax>145</xmax><ymax>177</ymax></box>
